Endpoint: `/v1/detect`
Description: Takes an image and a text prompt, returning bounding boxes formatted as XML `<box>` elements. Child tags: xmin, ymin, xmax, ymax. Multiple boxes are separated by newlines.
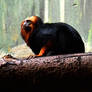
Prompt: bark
<box><xmin>0</xmin><ymin>53</ymin><xmax>92</xmax><ymax>92</ymax></box>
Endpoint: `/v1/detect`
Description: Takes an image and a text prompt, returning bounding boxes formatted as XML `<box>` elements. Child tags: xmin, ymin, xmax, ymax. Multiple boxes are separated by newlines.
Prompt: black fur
<box><xmin>28</xmin><ymin>22</ymin><xmax>85</xmax><ymax>56</ymax></box>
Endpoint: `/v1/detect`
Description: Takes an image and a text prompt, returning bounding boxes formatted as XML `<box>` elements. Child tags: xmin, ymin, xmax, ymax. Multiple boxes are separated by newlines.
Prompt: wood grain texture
<box><xmin>0</xmin><ymin>53</ymin><xmax>92</xmax><ymax>92</ymax></box>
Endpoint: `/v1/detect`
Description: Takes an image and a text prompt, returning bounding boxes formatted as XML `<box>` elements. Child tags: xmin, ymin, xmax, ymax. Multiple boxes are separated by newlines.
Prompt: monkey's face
<box><xmin>21</xmin><ymin>18</ymin><xmax>35</xmax><ymax>45</ymax></box>
<box><xmin>21</xmin><ymin>18</ymin><xmax>35</xmax><ymax>34</ymax></box>
<box><xmin>21</xmin><ymin>16</ymin><xmax>43</xmax><ymax>33</ymax></box>
<box><xmin>22</xmin><ymin>20</ymin><xmax>34</xmax><ymax>32</ymax></box>
<box><xmin>21</xmin><ymin>16</ymin><xmax>43</xmax><ymax>45</ymax></box>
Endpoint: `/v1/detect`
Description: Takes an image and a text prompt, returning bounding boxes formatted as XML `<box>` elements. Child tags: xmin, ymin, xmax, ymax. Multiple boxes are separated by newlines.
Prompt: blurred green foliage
<box><xmin>0</xmin><ymin>0</ymin><xmax>37</xmax><ymax>52</ymax></box>
<box><xmin>87</xmin><ymin>23</ymin><xmax>92</xmax><ymax>51</ymax></box>
<box><xmin>0</xmin><ymin>0</ymin><xmax>92</xmax><ymax>56</ymax></box>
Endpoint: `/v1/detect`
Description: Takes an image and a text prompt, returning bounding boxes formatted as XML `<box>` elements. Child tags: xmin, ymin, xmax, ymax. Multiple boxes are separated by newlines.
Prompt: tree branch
<box><xmin>0</xmin><ymin>53</ymin><xmax>92</xmax><ymax>92</ymax></box>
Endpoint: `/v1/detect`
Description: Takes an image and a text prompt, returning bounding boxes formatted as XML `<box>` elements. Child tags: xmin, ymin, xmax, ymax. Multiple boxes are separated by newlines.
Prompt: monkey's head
<box><xmin>21</xmin><ymin>16</ymin><xmax>43</xmax><ymax>45</ymax></box>
<box><xmin>21</xmin><ymin>16</ymin><xmax>43</xmax><ymax>32</ymax></box>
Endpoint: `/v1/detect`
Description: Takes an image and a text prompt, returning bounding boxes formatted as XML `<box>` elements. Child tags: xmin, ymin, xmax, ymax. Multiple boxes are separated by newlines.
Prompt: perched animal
<box><xmin>21</xmin><ymin>16</ymin><xmax>85</xmax><ymax>57</ymax></box>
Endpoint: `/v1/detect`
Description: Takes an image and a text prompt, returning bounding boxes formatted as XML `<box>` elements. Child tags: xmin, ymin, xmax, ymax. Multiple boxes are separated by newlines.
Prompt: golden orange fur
<box><xmin>21</xmin><ymin>16</ymin><xmax>39</xmax><ymax>46</ymax></box>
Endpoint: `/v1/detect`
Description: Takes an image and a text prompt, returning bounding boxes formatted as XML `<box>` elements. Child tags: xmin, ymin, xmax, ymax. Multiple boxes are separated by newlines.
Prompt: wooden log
<box><xmin>0</xmin><ymin>53</ymin><xmax>92</xmax><ymax>92</ymax></box>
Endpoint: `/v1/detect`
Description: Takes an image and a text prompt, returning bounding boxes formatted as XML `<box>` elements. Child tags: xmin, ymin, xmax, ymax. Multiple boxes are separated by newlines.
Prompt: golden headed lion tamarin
<box><xmin>21</xmin><ymin>16</ymin><xmax>85</xmax><ymax>57</ymax></box>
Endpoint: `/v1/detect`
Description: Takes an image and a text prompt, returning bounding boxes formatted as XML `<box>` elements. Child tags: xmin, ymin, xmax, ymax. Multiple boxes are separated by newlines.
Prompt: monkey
<box><xmin>21</xmin><ymin>16</ymin><xmax>85</xmax><ymax>57</ymax></box>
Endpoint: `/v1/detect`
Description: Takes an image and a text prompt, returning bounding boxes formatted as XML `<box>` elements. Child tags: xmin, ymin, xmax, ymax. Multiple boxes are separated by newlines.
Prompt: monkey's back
<box><xmin>29</xmin><ymin>23</ymin><xmax>85</xmax><ymax>56</ymax></box>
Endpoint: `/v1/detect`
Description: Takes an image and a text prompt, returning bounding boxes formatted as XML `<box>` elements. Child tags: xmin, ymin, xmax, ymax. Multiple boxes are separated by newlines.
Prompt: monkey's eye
<box><xmin>26</xmin><ymin>20</ymin><xmax>33</xmax><ymax>25</ymax></box>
